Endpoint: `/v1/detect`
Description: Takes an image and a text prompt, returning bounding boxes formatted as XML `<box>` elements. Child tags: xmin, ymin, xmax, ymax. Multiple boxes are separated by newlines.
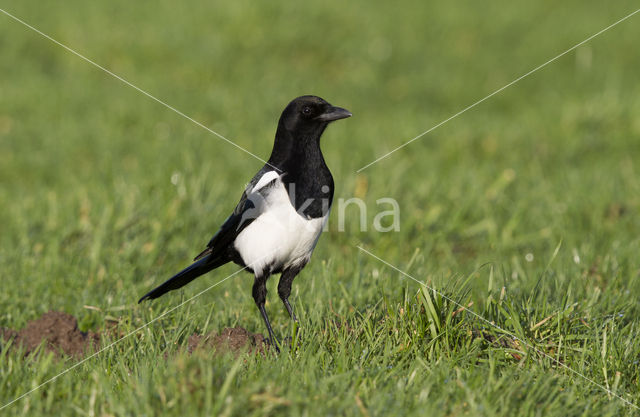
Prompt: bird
<box><xmin>138</xmin><ymin>95</ymin><xmax>351</xmax><ymax>350</ymax></box>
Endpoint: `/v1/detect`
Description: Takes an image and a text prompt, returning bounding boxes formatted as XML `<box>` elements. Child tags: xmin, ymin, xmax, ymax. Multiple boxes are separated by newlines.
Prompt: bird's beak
<box><xmin>315</xmin><ymin>106</ymin><xmax>352</xmax><ymax>122</ymax></box>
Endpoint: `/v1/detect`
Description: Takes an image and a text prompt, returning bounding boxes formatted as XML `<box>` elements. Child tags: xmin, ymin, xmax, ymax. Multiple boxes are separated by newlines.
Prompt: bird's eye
<box><xmin>302</xmin><ymin>106</ymin><xmax>312</xmax><ymax>116</ymax></box>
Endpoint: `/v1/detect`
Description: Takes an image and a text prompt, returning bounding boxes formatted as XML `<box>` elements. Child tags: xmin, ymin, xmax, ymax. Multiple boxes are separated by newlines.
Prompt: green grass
<box><xmin>1</xmin><ymin>0</ymin><xmax>640</xmax><ymax>415</ymax></box>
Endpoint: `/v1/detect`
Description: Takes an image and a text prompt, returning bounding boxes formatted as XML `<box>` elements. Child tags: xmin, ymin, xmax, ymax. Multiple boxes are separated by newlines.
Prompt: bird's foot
<box><xmin>264</xmin><ymin>337</ymin><xmax>281</xmax><ymax>354</ymax></box>
<box><xmin>263</xmin><ymin>336</ymin><xmax>300</xmax><ymax>354</ymax></box>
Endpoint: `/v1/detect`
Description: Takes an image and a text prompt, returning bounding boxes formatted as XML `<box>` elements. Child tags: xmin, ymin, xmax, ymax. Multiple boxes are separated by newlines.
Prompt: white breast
<box><xmin>233</xmin><ymin>174</ymin><xmax>328</xmax><ymax>276</ymax></box>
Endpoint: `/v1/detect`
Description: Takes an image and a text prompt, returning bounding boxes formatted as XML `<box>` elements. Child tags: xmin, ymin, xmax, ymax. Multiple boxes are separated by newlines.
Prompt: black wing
<box><xmin>193</xmin><ymin>167</ymin><xmax>278</xmax><ymax>261</ymax></box>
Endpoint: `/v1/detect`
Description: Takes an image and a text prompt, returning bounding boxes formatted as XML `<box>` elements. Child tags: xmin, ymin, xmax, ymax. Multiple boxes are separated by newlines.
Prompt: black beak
<box><xmin>315</xmin><ymin>106</ymin><xmax>352</xmax><ymax>122</ymax></box>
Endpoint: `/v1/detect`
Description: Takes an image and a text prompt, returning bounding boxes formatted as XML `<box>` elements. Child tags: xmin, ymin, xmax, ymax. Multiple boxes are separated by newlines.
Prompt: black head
<box><xmin>279</xmin><ymin>95</ymin><xmax>352</xmax><ymax>136</ymax></box>
<box><xmin>268</xmin><ymin>95</ymin><xmax>351</xmax><ymax>171</ymax></box>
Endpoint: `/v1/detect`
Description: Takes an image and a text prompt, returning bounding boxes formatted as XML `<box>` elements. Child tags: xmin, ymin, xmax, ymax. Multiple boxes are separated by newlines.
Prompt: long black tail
<box><xmin>138</xmin><ymin>256</ymin><xmax>228</xmax><ymax>303</ymax></box>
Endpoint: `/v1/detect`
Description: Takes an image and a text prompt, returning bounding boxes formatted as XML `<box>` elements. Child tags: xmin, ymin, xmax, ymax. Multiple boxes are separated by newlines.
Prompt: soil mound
<box><xmin>0</xmin><ymin>311</ymin><xmax>100</xmax><ymax>357</ymax></box>
<box><xmin>188</xmin><ymin>327</ymin><xmax>267</xmax><ymax>356</ymax></box>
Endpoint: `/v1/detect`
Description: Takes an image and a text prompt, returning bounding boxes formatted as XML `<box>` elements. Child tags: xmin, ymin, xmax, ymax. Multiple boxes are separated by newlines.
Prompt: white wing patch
<box><xmin>250</xmin><ymin>171</ymin><xmax>280</xmax><ymax>194</ymax></box>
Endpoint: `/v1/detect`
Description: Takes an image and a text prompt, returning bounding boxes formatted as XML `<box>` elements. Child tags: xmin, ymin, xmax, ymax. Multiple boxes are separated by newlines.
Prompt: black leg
<box><xmin>278</xmin><ymin>265</ymin><xmax>304</xmax><ymax>322</ymax></box>
<box><xmin>252</xmin><ymin>273</ymin><xmax>279</xmax><ymax>352</ymax></box>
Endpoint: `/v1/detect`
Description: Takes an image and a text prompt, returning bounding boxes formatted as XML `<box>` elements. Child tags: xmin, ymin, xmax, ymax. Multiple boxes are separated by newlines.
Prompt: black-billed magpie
<box><xmin>138</xmin><ymin>95</ymin><xmax>351</xmax><ymax>349</ymax></box>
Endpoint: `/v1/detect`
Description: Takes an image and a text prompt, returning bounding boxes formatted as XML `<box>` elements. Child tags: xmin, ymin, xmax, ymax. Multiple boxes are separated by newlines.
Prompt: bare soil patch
<box><xmin>1</xmin><ymin>311</ymin><xmax>267</xmax><ymax>359</ymax></box>
<box><xmin>0</xmin><ymin>311</ymin><xmax>99</xmax><ymax>357</ymax></box>
<box><xmin>187</xmin><ymin>327</ymin><xmax>267</xmax><ymax>356</ymax></box>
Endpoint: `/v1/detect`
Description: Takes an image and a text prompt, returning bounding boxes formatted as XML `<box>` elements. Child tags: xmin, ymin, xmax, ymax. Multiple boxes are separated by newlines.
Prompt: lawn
<box><xmin>1</xmin><ymin>0</ymin><xmax>640</xmax><ymax>415</ymax></box>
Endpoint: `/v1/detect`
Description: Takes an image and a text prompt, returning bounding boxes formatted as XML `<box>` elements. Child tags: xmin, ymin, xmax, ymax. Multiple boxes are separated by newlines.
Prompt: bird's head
<box><xmin>279</xmin><ymin>95</ymin><xmax>352</xmax><ymax>138</ymax></box>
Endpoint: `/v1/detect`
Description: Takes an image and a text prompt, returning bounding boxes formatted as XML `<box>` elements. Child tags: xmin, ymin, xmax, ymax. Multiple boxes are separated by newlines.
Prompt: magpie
<box><xmin>138</xmin><ymin>95</ymin><xmax>351</xmax><ymax>350</ymax></box>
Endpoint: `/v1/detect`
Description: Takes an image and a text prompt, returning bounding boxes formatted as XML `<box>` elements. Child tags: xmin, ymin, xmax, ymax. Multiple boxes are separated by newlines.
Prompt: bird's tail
<box><xmin>138</xmin><ymin>256</ymin><xmax>228</xmax><ymax>303</ymax></box>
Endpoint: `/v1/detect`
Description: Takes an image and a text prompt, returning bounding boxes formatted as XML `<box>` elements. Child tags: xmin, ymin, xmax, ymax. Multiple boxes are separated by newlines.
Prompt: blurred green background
<box><xmin>1</xmin><ymin>1</ymin><xmax>639</xmax><ymax>416</ymax></box>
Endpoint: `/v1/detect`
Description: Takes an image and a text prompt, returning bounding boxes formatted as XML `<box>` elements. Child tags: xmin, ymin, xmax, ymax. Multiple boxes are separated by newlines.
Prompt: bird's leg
<box><xmin>278</xmin><ymin>265</ymin><xmax>304</xmax><ymax>322</ymax></box>
<box><xmin>252</xmin><ymin>272</ymin><xmax>279</xmax><ymax>352</ymax></box>
<box><xmin>283</xmin><ymin>299</ymin><xmax>296</xmax><ymax>322</ymax></box>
